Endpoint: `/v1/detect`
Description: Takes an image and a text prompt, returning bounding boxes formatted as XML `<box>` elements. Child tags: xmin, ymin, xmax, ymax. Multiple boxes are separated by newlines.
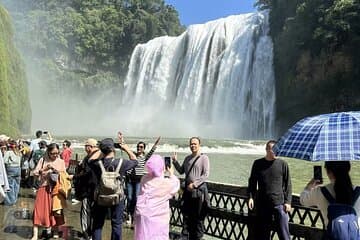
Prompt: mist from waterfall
<box><xmin>121</xmin><ymin>11</ymin><xmax>275</xmax><ymax>139</ymax></box>
<box><xmin>3</xmin><ymin>0</ymin><xmax>275</xmax><ymax>139</ymax></box>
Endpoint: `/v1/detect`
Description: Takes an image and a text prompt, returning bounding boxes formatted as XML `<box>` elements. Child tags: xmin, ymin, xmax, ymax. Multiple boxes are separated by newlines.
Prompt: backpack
<box><xmin>73</xmin><ymin>150</ymin><xmax>100</xmax><ymax>200</ymax></box>
<box><xmin>321</xmin><ymin>186</ymin><xmax>360</xmax><ymax>240</ymax></box>
<box><xmin>30</xmin><ymin>149</ymin><xmax>45</xmax><ymax>170</ymax></box>
<box><xmin>94</xmin><ymin>158</ymin><xmax>124</xmax><ymax>207</ymax></box>
<box><xmin>73</xmin><ymin>160</ymin><xmax>91</xmax><ymax>200</ymax></box>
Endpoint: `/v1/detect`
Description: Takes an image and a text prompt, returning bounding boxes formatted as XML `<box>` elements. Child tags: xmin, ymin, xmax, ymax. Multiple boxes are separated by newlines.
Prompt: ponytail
<box><xmin>325</xmin><ymin>161</ymin><xmax>353</xmax><ymax>204</ymax></box>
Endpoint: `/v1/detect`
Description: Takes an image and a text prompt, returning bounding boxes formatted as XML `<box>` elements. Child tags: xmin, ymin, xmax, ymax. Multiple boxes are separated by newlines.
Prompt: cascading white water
<box><xmin>122</xmin><ymin>11</ymin><xmax>275</xmax><ymax>139</ymax></box>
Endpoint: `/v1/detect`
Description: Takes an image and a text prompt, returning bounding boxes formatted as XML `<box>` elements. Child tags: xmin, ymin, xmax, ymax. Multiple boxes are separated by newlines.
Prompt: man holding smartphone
<box><xmin>248</xmin><ymin>140</ymin><xmax>292</xmax><ymax>240</ymax></box>
<box><xmin>29</xmin><ymin>130</ymin><xmax>52</xmax><ymax>152</ymax></box>
<box><xmin>172</xmin><ymin>137</ymin><xmax>210</xmax><ymax>240</ymax></box>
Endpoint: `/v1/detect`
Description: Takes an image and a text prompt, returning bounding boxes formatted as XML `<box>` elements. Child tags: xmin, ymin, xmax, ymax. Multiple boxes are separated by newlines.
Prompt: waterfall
<box><xmin>122</xmin><ymin>11</ymin><xmax>275</xmax><ymax>139</ymax></box>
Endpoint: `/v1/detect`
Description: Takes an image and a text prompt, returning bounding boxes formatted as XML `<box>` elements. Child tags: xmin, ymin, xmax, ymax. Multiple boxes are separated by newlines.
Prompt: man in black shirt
<box><xmin>248</xmin><ymin>140</ymin><xmax>292</xmax><ymax>240</ymax></box>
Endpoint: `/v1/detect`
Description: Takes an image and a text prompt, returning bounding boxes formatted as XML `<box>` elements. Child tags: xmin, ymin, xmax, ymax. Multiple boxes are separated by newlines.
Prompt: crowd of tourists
<box><xmin>0</xmin><ymin>131</ymin><xmax>359</xmax><ymax>240</ymax></box>
<box><xmin>0</xmin><ymin>131</ymin><xmax>209</xmax><ymax>240</ymax></box>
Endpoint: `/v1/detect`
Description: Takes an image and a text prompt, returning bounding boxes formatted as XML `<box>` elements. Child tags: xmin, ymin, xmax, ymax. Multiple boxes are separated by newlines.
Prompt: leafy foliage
<box><xmin>0</xmin><ymin>0</ymin><xmax>184</xmax><ymax>102</ymax></box>
<box><xmin>255</xmin><ymin>0</ymin><xmax>360</xmax><ymax>133</ymax></box>
<box><xmin>0</xmin><ymin>5</ymin><xmax>31</xmax><ymax>136</ymax></box>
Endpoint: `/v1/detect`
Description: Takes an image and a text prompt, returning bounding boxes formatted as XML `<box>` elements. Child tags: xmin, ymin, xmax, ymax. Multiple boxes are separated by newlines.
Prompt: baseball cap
<box><xmin>85</xmin><ymin>138</ymin><xmax>98</xmax><ymax>147</ymax></box>
<box><xmin>99</xmin><ymin>138</ymin><xmax>114</xmax><ymax>154</ymax></box>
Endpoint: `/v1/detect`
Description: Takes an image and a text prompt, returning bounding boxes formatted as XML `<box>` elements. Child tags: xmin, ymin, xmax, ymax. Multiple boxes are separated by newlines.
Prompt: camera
<box><xmin>164</xmin><ymin>156</ymin><xmax>171</xmax><ymax>168</ymax></box>
<box><xmin>313</xmin><ymin>165</ymin><xmax>323</xmax><ymax>184</ymax></box>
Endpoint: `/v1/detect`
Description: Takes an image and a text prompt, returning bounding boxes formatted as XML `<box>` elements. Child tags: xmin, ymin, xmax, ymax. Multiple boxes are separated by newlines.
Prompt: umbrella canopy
<box><xmin>273</xmin><ymin>111</ymin><xmax>360</xmax><ymax>161</ymax></box>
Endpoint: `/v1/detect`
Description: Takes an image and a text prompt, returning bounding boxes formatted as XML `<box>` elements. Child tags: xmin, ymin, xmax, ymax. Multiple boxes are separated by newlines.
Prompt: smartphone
<box><xmin>113</xmin><ymin>143</ymin><xmax>121</xmax><ymax>149</ymax></box>
<box><xmin>164</xmin><ymin>156</ymin><xmax>171</xmax><ymax>168</ymax></box>
<box><xmin>313</xmin><ymin>165</ymin><xmax>323</xmax><ymax>183</ymax></box>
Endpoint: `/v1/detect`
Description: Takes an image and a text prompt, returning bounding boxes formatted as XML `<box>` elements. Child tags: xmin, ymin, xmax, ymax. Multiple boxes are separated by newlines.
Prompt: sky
<box><xmin>164</xmin><ymin>0</ymin><xmax>257</xmax><ymax>26</ymax></box>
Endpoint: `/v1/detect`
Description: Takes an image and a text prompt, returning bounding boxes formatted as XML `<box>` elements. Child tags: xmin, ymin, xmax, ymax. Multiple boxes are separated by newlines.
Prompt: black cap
<box><xmin>99</xmin><ymin>138</ymin><xmax>114</xmax><ymax>154</ymax></box>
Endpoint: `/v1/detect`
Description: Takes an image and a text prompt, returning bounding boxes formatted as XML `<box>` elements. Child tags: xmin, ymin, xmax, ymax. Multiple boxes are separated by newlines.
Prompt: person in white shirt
<box><xmin>3</xmin><ymin>140</ymin><xmax>22</xmax><ymax>205</ymax></box>
<box><xmin>30</xmin><ymin>130</ymin><xmax>52</xmax><ymax>152</ymax></box>
<box><xmin>300</xmin><ymin>161</ymin><xmax>360</xmax><ymax>227</ymax></box>
<box><xmin>0</xmin><ymin>146</ymin><xmax>10</xmax><ymax>203</ymax></box>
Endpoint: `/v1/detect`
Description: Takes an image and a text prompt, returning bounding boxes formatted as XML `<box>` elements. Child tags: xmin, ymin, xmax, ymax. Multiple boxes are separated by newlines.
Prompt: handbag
<box><xmin>49</xmin><ymin>170</ymin><xmax>59</xmax><ymax>184</ymax></box>
<box><xmin>180</xmin><ymin>155</ymin><xmax>202</xmax><ymax>214</ymax></box>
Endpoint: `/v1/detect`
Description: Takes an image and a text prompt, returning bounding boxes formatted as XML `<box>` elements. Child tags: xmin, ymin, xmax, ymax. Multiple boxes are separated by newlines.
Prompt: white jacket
<box><xmin>300</xmin><ymin>182</ymin><xmax>360</xmax><ymax>227</ymax></box>
<box><xmin>0</xmin><ymin>153</ymin><xmax>10</xmax><ymax>193</ymax></box>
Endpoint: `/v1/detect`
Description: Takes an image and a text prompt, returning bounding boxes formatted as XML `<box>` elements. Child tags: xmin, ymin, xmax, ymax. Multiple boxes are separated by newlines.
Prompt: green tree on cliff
<box><xmin>2</xmin><ymin>0</ymin><xmax>184</xmax><ymax>80</ymax></box>
<box><xmin>254</xmin><ymin>0</ymin><xmax>360</xmax><ymax>133</ymax></box>
<box><xmin>0</xmin><ymin>6</ymin><xmax>31</xmax><ymax>135</ymax></box>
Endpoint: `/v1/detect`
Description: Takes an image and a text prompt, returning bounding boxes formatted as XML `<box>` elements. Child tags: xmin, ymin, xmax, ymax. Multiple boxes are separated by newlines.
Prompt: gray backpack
<box><xmin>94</xmin><ymin>159</ymin><xmax>124</xmax><ymax>206</ymax></box>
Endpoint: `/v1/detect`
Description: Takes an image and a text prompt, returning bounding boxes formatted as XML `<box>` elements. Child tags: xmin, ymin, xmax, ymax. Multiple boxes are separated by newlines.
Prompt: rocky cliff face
<box><xmin>275</xmin><ymin>48</ymin><xmax>358</xmax><ymax>135</ymax></box>
<box><xmin>269</xmin><ymin>0</ymin><xmax>360</xmax><ymax>136</ymax></box>
<box><xmin>0</xmin><ymin>5</ymin><xmax>31</xmax><ymax>136</ymax></box>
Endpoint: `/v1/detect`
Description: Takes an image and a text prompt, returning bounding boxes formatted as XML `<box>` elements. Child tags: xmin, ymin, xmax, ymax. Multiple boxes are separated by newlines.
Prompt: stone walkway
<box><xmin>0</xmin><ymin>188</ymin><xmax>134</xmax><ymax>240</ymax></box>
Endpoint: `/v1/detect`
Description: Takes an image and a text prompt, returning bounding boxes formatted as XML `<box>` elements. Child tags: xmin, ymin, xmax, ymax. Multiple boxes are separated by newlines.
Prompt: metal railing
<box><xmin>170</xmin><ymin>181</ymin><xmax>325</xmax><ymax>240</ymax></box>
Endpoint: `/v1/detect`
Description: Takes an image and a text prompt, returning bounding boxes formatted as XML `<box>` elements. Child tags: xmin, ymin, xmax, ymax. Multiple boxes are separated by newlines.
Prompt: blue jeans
<box><xmin>126</xmin><ymin>181</ymin><xmax>140</xmax><ymax>216</ymax></box>
<box><xmin>92</xmin><ymin>200</ymin><xmax>125</xmax><ymax>240</ymax></box>
<box><xmin>4</xmin><ymin>167</ymin><xmax>21</xmax><ymax>206</ymax></box>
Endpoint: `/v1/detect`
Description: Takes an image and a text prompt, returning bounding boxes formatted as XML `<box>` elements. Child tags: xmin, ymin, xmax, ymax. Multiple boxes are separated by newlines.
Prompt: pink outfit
<box><xmin>134</xmin><ymin>155</ymin><xmax>180</xmax><ymax>240</ymax></box>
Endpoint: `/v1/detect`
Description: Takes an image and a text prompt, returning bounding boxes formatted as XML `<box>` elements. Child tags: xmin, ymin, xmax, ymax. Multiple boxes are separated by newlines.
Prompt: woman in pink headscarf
<box><xmin>134</xmin><ymin>154</ymin><xmax>180</xmax><ymax>240</ymax></box>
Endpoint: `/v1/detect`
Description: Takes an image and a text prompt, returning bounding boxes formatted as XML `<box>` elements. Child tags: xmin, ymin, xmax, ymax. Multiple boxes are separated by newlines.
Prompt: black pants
<box><xmin>181</xmin><ymin>190</ymin><xmax>206</xmax><ymax>240</ymax></box>
<box><xmin>256</xmin><ymin>204</ymin><xmax>290</xmax><ymax>240</ymax></box>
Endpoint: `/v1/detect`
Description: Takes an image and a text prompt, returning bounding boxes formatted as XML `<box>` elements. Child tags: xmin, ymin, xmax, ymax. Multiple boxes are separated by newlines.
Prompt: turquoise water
<box><xmin>166</xmin><ymin>153</ymin><xmax>360</xmax><ymax>194</ymax></box>
<box><xmin>56</xmin><ymin>136</ymin><xmax>360</xmax><ymax>194</ymax></box>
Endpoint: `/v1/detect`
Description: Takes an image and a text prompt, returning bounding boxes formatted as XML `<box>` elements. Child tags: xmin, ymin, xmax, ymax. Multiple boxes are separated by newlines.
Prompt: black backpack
<box><xmin>73</xmin><ymin>157</ymin><xmax>96</xmax><ymax>200</ymax></box>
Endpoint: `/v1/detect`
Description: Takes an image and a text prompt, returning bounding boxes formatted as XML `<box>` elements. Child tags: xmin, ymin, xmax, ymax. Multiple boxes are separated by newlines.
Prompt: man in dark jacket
<box><xmin>248</xmin><ymin>140</ymin><xmax>292</xmax><ymax>240</ymax></box>
<box><xmin>74</xmin><ymin>138</ymin><xmax>100</xmax><ymax>240</ymax></box>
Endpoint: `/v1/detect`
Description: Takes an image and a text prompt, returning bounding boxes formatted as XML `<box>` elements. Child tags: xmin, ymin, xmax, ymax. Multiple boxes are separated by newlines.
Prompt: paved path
<box><xmin>0</xmin><ymin>188</ymin><xmax>134</xmax><ymax>240</ymax></box>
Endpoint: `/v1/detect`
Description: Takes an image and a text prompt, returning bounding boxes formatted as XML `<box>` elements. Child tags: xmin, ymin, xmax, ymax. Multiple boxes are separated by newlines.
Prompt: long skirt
<box><xmin>33</xmin><ymin>186</ymin><xmax>64</xmax><ymax>227</ymax></box>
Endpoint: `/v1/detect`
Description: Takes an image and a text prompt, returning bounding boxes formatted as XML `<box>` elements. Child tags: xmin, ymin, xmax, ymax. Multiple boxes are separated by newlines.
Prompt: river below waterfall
<box><xmin>51</xmin><ymin>136</ymin><xmax>360</xmax><ymax>194</ymax></box>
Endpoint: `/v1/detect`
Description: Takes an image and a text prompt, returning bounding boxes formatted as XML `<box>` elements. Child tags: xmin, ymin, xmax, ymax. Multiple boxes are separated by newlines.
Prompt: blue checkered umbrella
<box><xmin>273</xmin><ymin>111</ymin><xmax>360</xmax><ymax>161</ymax></box>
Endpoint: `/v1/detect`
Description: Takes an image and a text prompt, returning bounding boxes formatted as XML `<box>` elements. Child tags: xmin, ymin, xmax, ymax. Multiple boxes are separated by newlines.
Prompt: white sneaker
<box><xmin>71</xmin><ymin>199</ymin><xmax>80</xmax><ymax>205</ymax></box>
<box><xmin>125</xmin><ymin>215</ymin><xmax>132</xmax><ymax>227</ymax></box>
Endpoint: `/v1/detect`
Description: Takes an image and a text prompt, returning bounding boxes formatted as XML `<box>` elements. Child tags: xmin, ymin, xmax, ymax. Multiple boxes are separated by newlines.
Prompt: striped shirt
<box><xmin>127</xmin><ymin>147</ymin><xmax>156</xmax><ymax>179</ymax></box>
